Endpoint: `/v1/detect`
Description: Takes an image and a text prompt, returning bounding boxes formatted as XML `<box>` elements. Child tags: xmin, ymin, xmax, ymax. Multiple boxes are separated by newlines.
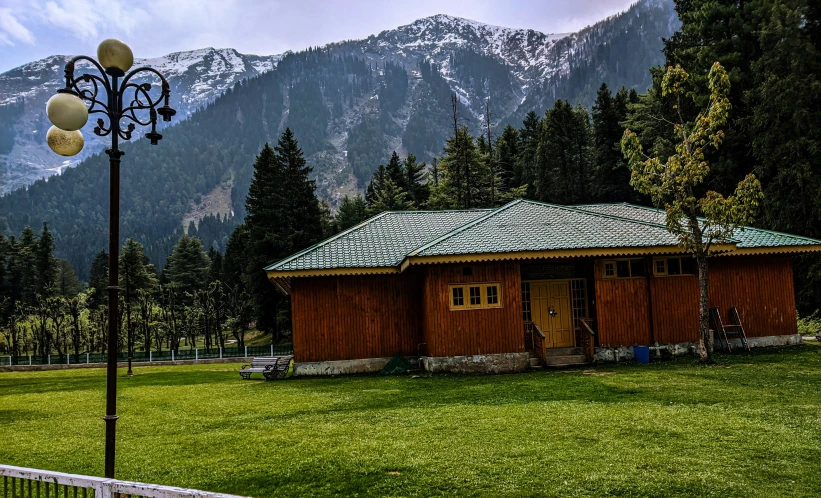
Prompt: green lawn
<box><xmin>1</xmin><ymin>345</ymin><xmax>820</xmax><ymax>497</ymax></box>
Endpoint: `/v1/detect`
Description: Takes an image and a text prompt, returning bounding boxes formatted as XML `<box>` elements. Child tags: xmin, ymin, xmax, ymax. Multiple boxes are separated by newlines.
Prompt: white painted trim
<box><xmin>0</xmin><ymin>464</ymin><xmax>247</xmax><ymax>497</ymax></box>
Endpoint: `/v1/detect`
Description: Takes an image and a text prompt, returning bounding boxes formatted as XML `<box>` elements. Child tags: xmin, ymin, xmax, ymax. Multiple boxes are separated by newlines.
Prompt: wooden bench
<box><xmin>239</xmin><ymin>356</ymin><xmax>294</xmax><ymax>380</ymax></box>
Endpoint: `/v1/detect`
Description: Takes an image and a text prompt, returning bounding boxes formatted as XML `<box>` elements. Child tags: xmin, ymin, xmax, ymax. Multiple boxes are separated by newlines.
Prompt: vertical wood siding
<box><xmin>594</xmin><ymin>255</ymin><xmax>797</xmax><ymax>347</ymax></box>
<box><xmin>290</xmin><ymin>272</ymin><xmax>422</xmax><ymax>362</ymax></box>
<box><xmin>421</xmin><ymin>261</ymin><xmax>524</xmax><ymax>357</ymax></box>
<box><xmin>650</xmin><ymin>275</ymin><xmax>700</xmax><ymax>344</ymax></box>
<box><xmin>593</xmin><ymin>257</ymin><xmax>651</xmax><ymax>347</ymax></box>
<box><xmin>289</xmin><ymin>255</ymin><xmax>797</xmax><ymax>361</ymax></box>
<box><xmin>708</xmin><ymin>255</ymin><xmax>797</xmax><ymax>337</ymax></box>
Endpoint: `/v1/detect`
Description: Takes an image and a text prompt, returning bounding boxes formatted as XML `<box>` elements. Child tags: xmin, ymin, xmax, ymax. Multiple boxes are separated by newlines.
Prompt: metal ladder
<box><xmin>710</xmin><ymin>306</ymin><xmax>750</xmax><ymax>352</ymax></box>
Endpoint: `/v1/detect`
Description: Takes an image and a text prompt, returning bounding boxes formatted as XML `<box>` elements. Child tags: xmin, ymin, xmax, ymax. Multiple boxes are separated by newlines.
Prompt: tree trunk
<box><xmin>697</xmin><ymin>255</ymin><xmax>711</xmax><ymax>363</ymax></box>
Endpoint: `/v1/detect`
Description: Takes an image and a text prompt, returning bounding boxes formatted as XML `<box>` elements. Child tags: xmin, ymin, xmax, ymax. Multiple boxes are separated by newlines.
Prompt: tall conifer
<box><xmin>243</xmin><ymin>129</ymin><xmax>322</xmax><ymax>335</ymax></box>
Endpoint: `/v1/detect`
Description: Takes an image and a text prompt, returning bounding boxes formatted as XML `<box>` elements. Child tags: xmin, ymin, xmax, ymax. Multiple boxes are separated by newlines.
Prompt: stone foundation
<box><xmin>294</xmin><ymin>357</ymin><xmax>419</xmax><ymax>376</ymax></box>
<box><xmin>594</xmin><ymin>334</ymin><xmax>803</xmax><ymax>362</ymax></box>
<box><xmin>420</xmin><ymin>352</ymin><xmax>529</xmax><ymax>374</ymax></box>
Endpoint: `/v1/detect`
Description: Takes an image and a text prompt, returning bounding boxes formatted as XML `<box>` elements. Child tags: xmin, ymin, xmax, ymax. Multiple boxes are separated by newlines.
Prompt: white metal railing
<box><xmin>1</xmin><ymin>464</ymin><xmax>246</xmax><ymax>498</ymax></box>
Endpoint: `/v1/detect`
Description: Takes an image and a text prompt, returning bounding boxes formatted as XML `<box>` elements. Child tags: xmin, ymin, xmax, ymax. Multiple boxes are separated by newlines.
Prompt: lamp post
<box><xmin>46</xmin><ymin>39</ymin><xmax>176</xmax><ymax>479</ymax></box>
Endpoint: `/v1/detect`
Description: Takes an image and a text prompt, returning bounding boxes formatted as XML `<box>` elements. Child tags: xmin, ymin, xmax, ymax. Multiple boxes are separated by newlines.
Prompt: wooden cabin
<box><xmin>266</xmin><ymin>200</ymin><xmax>821</xmax><ymax>374</ymax></box>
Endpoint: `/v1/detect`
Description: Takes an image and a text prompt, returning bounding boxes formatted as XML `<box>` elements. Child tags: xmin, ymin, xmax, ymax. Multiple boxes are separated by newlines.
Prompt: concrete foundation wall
<box><xmin>421</xmin><ymin>352</ymin><xmax>529</xmax><ymax>374</ymax></box>
<box><xmin>594</xmin><ymin>334</ymin><xmax>803</xmax><ymax>362</ymax></box>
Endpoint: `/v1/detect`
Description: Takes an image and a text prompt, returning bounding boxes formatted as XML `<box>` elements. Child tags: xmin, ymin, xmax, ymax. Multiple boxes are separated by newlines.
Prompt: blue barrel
<box><xmin>633</xmin><ymin>345</ymin><xmax>650</xmax><ymax>364</ymax></box>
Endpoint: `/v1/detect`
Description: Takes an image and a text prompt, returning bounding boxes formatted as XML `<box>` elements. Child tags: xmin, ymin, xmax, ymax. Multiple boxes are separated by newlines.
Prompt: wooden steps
<box><xmin>529</xmin><ymin>347</ymin><xmax>589</xmax><ymax>369</ymax></box>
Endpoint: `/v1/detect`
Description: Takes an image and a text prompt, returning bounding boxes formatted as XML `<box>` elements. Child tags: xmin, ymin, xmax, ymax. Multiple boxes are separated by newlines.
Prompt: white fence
<box><xmin>0</xmin><ymin>464</ymin><xmax>246</xmax><ymax>498</ymax></box>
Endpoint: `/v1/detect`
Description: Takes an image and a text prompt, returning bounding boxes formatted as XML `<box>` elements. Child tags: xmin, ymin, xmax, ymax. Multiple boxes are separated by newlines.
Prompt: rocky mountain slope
<box><xmin>0</xmin><ymin>48</ymin><xmax>282</xmax><ymax>193</ymax></box>
<box><xmin>0</xmin><ymin>0</ymin><xmax>678</xmax><ymax>277</ymax></box>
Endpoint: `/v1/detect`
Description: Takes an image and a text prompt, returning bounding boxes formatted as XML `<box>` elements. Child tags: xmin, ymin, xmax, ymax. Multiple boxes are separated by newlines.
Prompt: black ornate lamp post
<box><xmin>45</xmin><ymin>39</ymin><xmax>175</xmax><ymax>479</ymax></box>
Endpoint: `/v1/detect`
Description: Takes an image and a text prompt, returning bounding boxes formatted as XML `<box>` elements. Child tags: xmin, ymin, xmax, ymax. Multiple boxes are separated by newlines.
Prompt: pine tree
<box><xmin>55</xmin><ymin>259</ymin><xmax>83</xmax><ymax>298</ymax></box>
<box><xmin>88</xmin><ymin>250</ymin><xmax>109</xmax><ymax>308</ymax></box>
<box><xmin>16</xmin><ymin>227</ymin><xmax>38</xmax><ymax>306</ymax></box>
<box><xmin>403</xmin><ymin>153</ymin><xmax>429</xmax><ymax>206</ymax></box>
<box><xmin>165</xmin><ymin>235</ymin><xmax>209</xmax><ymax>298</ymax></box>
<box><xmin>367</xmin><ymin>178</ymin><xmax>415</xmax><ymax>215</ymax></box>
<box><xmin>430</xmin><ymin>126</ymin><xmax>489</xmax><ymax>209</ymax></box>
<box><xmin>365</xmin><ymin>165</ymin><xmax>387</xmax><ymax>205</ymax></box>
<box><xmin>385</xmin><ymin>151</ymin><xmax>406</xmax><ymax>192</ymax></box>
<box><xmin>318</xmin><ymin>200</ymin><xmax>337</xmax><ymax>238</ymax></box>
<box><xmin>35</xmin><ymin>222</ymin><xmax>58</xmax><ymax>297</ymax></box>
<box><xmin>496</xmin><ymin>124</ymin><xmax>519</xmax><ymax>190</ymax></box>
<box><xmin>747</xmin><ymin>0</ymin><xmax>821</xmax><ymax>310</ymax></box>
<box><xmin>516</xmin><ymin>111</ymin><xmax>541</xmax><ymax>196</ymax></box>
<box><xmin>223</xmin><ymin>224</ymin><xmax>249</xmax><ymax>288</ymax></box>
<box><xmin>336</xmin><ymin>195</ymin><xmax>369</xmax><ymax>232</ymax></box>
<box><xmin>279</xmin><ymin>127</ymin><xmax>323</xmax><ymax>265</ymax></box>
<box><xmin>535</xmin><ymin>100</ymin><xmax>592</xmax><ymax>204</ymax></box>
<box><xmin>243</xmin><ymin>129</ymin><xmax>323</xmax><ymax>335</ymax></box>
<box><xmin>207</xmin><ymin>247</ymin><xmax>224</xmax><ymax>285</ymax></box>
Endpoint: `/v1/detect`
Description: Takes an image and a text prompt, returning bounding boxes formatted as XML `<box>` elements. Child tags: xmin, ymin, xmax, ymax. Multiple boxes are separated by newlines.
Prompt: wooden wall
<box><xmin>594</xmin><ymin>254</ymin><xmax>797</xmax><ymax>347</ymax></box>
<box><xmin>593</xmin><ymin>260</ymin><xmax>652</xmax><ymax>347</ymax></box>
<box><xmin>709</xmin><ymin>255</ymin><xmax>797</xmax><ymax>337</ymax></box>
<box><xmin>289</xmin><ymin>255</ymin><xmax>797</xmax><ymax>362</ymax></box>
<box><xmin>649</xmin><ymin>273</ymin><xmax>700</xmax><ymax>344</ymax></box>
<box><xmin>422</xmin><ymin>261</ymin><xmax>524</xmax><ymax>357</ymax></box>
<box><xmin>290</xmin><ymin>272</ymin><xmax>423</xmax><ymax>362</ymax></box>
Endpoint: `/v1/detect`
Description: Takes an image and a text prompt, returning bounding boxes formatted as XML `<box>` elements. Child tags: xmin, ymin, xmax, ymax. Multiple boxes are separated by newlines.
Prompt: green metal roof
<box><xmin>265</xmin><ymin>209</ymin><xmax>491</xmax><ymax>272</ymax></box>
<box><xmin>410</xmin><ymin>200</ymin><xmax>683</xmax><ymax>257</ymax></box>
<box><xmin>575</xmin><ymin>203</ymin><xmax>821</xmax><ymax>249</ymax></box>
<box><xmin>266</xmin><ymin>200</ymin><xmax>821</xmax><ymax>275</ymax></box>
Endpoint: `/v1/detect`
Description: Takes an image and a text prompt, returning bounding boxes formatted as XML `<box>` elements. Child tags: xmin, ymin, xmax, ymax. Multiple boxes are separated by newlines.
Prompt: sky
<box><xmin>0</xmin><ymin>0</ymin><xmax>636</xmax><ymax>73</ymax></box>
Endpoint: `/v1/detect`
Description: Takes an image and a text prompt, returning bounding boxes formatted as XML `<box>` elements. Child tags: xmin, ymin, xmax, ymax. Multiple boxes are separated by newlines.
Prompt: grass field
<box><xmin>2</xmin><ymin>344</ymin><xmax>820</xmax><ymax>497</ymax></box>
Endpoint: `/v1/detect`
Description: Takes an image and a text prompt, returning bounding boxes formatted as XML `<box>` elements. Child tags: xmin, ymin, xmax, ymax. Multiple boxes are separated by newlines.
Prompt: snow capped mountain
<box><xmin>0</xmin><ymin>0</ymin><xmax>676</xmax><ymax>196</ymax></box>
<box><xmin>0</xmin><ymin>48</ymin><xmax>282</xmax><ymax>193</ymax></box>
<box><xmin>371</xmin><ymin>14</ymin><xmax>571</xmax><ymax>80</ymax></box>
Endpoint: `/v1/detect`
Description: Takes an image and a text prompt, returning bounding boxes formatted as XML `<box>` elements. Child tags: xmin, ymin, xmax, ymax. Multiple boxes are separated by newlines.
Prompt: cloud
<box><xmin>0</xmin><ymin>7</ymin><xmax>35</xmax><ymax>45</ymax></box>
<box><xmin>39</xmin><ymin>0</ymin><xmax>149</xmax><ymax>41</ymax></box>
<box><xmin>0</xmin><ymin>0</ymin><xmax>639</xmax><ymax>73</ymax></box>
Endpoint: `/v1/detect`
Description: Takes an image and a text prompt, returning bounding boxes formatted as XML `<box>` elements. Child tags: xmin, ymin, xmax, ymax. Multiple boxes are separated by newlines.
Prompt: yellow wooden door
<box><xmin>548</xmin><ymin>281</ymin><xmax>574</xmax><ymax>348</ymax></box>
<box><xmin>529</xmin><ymin>280</ymin><xmax>575</xmax><ymax>349</ymax></box>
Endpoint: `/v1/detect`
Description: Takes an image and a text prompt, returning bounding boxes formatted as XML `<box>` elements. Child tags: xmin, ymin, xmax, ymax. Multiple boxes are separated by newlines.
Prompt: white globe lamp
<box><xmin>46</xmin><ymin>91</ymin><xmax>89</xmax><ymax>131</ymax></box>
<box><xmin>97</xmin><ymin>39</ymin><xmax>134</xmax><ymax>73</ymax></box>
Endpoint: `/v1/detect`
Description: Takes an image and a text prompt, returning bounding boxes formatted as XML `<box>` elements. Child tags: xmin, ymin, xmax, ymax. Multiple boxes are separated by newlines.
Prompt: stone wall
<box><xmin>594</xmin><ymin>334</ymin><xmax>803</xmax><ymax>362</ymax></box>
<box><xmin>420</xmin><ymin>352</ymin><xmax>529</xmax><ymax>374</ymax></box>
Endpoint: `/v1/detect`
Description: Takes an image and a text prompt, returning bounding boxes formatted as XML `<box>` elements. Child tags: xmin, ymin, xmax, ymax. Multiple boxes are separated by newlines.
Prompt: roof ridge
<box><xmin>264</xmin><ymin>210</ymin><xmax>393</xmax><ymax>271</ymax></box>
<box><xmin>385</xmin><ymin>208</ymin><xmax>494</xmax><ymax>214</ymax></box>
<box><xmin>406</xmin><ymin>200</ymin><xmax>521</xmax><ymax>256</ymax></box>
<box><xmin>518</xmin><ymin>199</ymin><xmax>676</xmax><ymax>232</ymax></box>
<box><xmin>598</xmin><ymin>202</ymin><xmax>821</xmax><ymax>245</ymax></box>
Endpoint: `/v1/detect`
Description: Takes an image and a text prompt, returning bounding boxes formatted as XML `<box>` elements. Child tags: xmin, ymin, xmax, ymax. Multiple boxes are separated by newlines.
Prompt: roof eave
<box><xmin>266</xmin><ymin>266</ymin><xmax>400</xmax><ymax>278</ymax></box>
<box><xmin>715</xmin><ymin>245</ymin><xmax>821</xmax><ymax>256</ymax></box>
<box><xmin>401</xmin><ymin>244</ymin><xmax>737</xmax><ymax>269</ymax></box>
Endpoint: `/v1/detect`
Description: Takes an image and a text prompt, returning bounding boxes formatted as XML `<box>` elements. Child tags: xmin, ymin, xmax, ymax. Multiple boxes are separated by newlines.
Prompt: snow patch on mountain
<box><xmin>0</xmin><ymin>48</ymin><xmax>282</xmax><ymax>193</ymax></box>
